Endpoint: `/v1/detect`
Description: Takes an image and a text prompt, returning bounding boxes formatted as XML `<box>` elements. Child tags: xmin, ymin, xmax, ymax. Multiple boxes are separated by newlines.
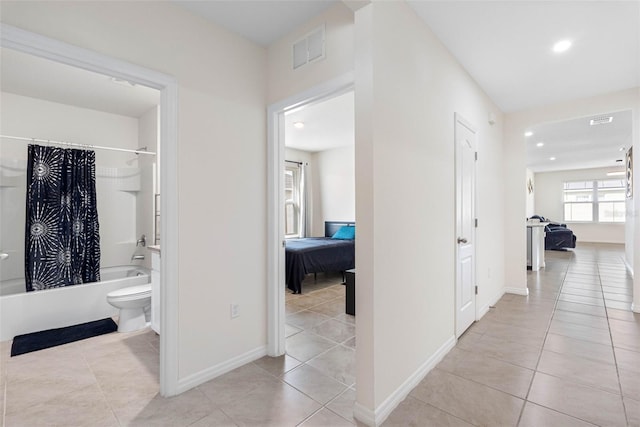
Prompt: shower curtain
<box><xmin>24</xmin><ymin>144</ymin><xmax>100</xmax><ymax>292</ymax></box>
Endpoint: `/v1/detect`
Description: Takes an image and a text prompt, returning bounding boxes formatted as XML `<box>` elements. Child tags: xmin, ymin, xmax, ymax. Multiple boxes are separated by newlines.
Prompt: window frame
<box><xmin>284</xmin><ymin>164</ymin><xmax>301</xmax><ymax>238</ymax></box>
<box><xmin>563</xmin><ymin>179</ymin><xmax>626</xmax><ymax>224</ymax></box>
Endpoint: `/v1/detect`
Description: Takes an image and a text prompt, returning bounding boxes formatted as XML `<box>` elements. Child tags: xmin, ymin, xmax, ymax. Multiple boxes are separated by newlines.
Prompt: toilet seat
<box><xmin>107</xmin><ymin>284</ymin><xmax>151</xmax><ymax>301</ymax></box>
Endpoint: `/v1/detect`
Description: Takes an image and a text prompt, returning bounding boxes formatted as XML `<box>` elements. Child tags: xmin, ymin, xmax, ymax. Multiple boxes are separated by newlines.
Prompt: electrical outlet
<box><xmin>230</xmin><ymin>303</ymin><xmax>239</xmax><ymax>318</ymax></box>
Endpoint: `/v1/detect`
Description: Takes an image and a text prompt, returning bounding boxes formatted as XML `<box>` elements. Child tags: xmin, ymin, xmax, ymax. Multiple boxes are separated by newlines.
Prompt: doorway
<box><xmin>1</xmin><ymin>24</ymin><xmax>180</xmax><ymax>396</ymax></box>
<box><xmin>267</xmin><ymin>74</ymin><xmax>354</xmax><ymax>356</ymax></box>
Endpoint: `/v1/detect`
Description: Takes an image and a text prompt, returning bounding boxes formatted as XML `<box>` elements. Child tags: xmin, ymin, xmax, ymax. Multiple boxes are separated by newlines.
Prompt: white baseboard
<box><xmin>478</xmin><ymin>287</ymin><xmax>505</xmax><ymax>319</ymax></box>
<box><xmin>504</xmin><ymin>286</ymin><xmax>529</xmax><ymax>296</ymax></box>
<box><xmin>353</xmin><ymin>335</ymin><xmax>456</xmax><ymax>427</ymax></box>
<box><xmin>176</xmin><ymin>345</ymin><xmax>267</xmax><ymax>394</ymax></box>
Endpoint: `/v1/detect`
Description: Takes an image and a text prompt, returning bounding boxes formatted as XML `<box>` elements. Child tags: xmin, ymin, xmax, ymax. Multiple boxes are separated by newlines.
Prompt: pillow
<box><xmin>332</xmin><ymin>225</ymin><xmax>355</xmax><ymax>240</ymax></box>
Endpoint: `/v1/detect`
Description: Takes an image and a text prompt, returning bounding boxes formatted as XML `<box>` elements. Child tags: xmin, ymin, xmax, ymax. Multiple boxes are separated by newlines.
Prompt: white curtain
<box><xmin>299</xmin><ymin>162</ymin><xmax>310</xmax><ymax>238</ymax></box>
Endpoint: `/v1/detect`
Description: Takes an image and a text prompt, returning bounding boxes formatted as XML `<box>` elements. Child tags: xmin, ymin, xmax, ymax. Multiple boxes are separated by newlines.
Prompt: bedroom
<box><xmin>278</xmin><ymin>90</ymin><xmax>357</xmax><ymax>390</ymax></box>
<box><xmin>283</xmin><ymin>90</ymin><xmax>355</xmax><ymax>292</ymax></box>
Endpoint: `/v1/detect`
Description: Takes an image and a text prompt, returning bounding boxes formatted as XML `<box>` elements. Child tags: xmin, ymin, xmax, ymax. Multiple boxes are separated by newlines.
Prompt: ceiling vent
<box><xmin>589</xmin><ymin>116</ymin><xmax>613</xmax><ymax>126</ymax></box>
<box><xmin>292</xmin><ymin>25</ymin><xmax>325</xmax><ymax>70</ymax></box>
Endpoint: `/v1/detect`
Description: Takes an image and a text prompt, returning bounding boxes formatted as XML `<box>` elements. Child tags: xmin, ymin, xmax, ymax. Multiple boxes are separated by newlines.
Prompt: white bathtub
<box><xmin>0</xmin><ymin>266</ymin><xmax>150</xmax><ymax>342</ymax></box>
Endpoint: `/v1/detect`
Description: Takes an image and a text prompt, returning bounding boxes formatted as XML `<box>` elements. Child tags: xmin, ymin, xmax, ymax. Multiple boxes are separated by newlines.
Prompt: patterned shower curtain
<box><xmin>25</xmin><ymin>144</ymin><xmax>100</xmax><ymax>292</ymax></box>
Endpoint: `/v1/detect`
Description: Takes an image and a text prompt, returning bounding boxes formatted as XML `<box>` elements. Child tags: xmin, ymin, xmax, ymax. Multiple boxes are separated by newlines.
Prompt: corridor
<box><xmin>385</xmin><ymin>243</ymin><xmax>639</xmax><ymax>426</ymax></box>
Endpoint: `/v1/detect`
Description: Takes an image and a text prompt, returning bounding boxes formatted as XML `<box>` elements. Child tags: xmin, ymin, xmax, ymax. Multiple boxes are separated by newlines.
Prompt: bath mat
<box><xmin>10</xmin><ymin>318</ymin><xmax>118</xmax><ymax>357</ymax></box>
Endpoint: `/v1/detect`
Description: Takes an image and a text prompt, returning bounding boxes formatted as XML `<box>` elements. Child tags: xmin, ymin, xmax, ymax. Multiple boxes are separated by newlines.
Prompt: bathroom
<box><xmin>0</xmin><ymin>46</ymin><xmax>162</xmax><ymax>341</ymax></box>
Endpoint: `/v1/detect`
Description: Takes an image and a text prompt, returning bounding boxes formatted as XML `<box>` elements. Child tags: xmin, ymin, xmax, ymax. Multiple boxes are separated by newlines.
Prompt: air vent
<box><xmin>292</xmin><ymin>25</ymin><xmax>325</xmax><ymax>70</ymax></box>
<box><xmin>589</xmin><ymin>116</ymin><xmax>613</xmax><ymax>126</ymax></box>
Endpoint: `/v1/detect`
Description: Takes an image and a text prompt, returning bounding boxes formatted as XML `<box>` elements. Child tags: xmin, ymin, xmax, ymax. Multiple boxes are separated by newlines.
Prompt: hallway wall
<box><xmin>354</xmin><ymin>1</ymin><xmax>506</xmax><ymax>422</ymax></box>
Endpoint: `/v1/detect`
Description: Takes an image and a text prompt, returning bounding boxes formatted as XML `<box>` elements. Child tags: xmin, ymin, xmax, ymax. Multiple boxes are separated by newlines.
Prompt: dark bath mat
<box><xmin>11</xmin><ymin>318</ymin><xmax>118</xmax><ymax>356</ymax></box>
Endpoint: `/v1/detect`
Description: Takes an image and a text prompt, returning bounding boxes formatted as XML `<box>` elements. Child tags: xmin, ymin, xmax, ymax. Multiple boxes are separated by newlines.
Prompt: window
<box><xmin>285</xmin><ymin>165</ymin><xmax>300</xmax><ymax>237</ymax></box>
<box><xmin>563</xmin><ymin>179</ymin><xmax>625</xmax><ymax>223</ymax></box>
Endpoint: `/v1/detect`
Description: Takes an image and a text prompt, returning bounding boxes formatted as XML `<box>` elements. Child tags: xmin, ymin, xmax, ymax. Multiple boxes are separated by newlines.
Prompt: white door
<box><xmin>455</xmin><ymin>113</ymin><xmax>477</xmax><ymax>337</ymax></box>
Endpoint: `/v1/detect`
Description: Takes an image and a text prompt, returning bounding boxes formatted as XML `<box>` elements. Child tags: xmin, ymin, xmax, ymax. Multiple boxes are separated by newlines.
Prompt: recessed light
<box><xmin>553</xmin><ymin>39</ymin><xmax>572</xmax><ymax>53</ymax></box>
<box><xmin>589</xmin><ymin>116</ymin><xmax>613</xmax><ymax>126</ymax></box>
<box><xmin>550</xmin><ymin>157</ymin><xmax>556</xmax><ymax>161</ymax></box>
<box><xmin>536</xmin><ymin>142</ymin><xmax>544</xmax><ymax>147</ymax></box>
<box><xmin>525</xmin><ymin>131</ymin><xmax>533</xmax><ymax>137</ymax></box>
<box><xmin>619</xmin><ymin>147</ymin><xmax>626</xmax><ymax>152</ymax></box>
<box><xmin>607</xmin><ymin>171</ymin><xmax>626</xmax><ymax>176</ymax></box>
<box><xmin>293</xmin><ymin>122</ymin><xmax>305</xmax><ymax>129</ymax></box>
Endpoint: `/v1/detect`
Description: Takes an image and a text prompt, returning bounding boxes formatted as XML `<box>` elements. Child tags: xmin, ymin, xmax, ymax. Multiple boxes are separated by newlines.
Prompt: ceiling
<box><xmin>407</xmin><ymin>1</ymin><xmax>640</xmax><ymax>113</ymax></box>
<box><xmin>0</xmin><ymin>47</ymin><xmax>160</xmax><ymax>118</ymax></box>
<box><xmin>285</xmin><ymin>91</ymin><xmax>354</xmax><ymax>152</ymax></box>
<box><xmin>526</xmin><ymin>110</ymin><xmax>632</xmax><ymax>173</ymax></box>
<box><xmin>1</xmin><ymin>2</ymin><xmax>636</xmax><ymax>165</ymax></box>
<box><xmin>172</xmin><ymin>0</ymin><xmax>338</xmax><ymax>47</ymax></box>
<box><xmin>176</xmin><ymin>0</ymin><xmax>639</xmax><ymax>165</ymax></box>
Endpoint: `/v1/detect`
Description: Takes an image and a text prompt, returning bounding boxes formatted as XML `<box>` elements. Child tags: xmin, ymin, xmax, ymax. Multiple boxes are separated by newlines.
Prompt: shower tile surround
<box><xmin>2</xmin><ymin>244</ymin><xmax>639</xmax><ymax>426</ymax></box>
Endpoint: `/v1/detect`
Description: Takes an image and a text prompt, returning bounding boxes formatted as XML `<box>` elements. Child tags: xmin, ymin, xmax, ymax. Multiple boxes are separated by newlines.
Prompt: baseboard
<box><xmin>478</xmin><ymin>287</ymin><xmax>505</xmax><ymax>319</ymax></box>
<box><xmin>353</xmin><ymin>335</ymin><xmax>456</xmax><ymax>427</ymax></box>
<box><xmin>504</xmin><ymin>286</ymin><xmax>529</xmax><ymax>296</ymax></box>
<box><xmin>176</xmin><ymin>345</ymin><xmax>267</xmax><ymax>394</ymax></box>
<box><xmin>632</xmin><ymin>303</ymin><xmax>640</xmax><ymax>314</ymax></box>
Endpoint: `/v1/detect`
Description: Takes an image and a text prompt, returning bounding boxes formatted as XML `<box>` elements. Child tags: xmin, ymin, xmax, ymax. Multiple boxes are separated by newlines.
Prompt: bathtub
<box><xmin>0</xmin><ymin>266</ymin><xmax>150</xmax><ymax>342</ymax></box>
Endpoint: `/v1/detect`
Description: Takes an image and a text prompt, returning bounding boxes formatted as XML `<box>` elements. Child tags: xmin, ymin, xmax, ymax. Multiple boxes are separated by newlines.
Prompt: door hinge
<box><xmin>475</xmin><ymin>218</ymin><xmax>478</xmax><ymax>228</ymax></box>
<box><xmin>282</xmin><ymin>240</ymin><xmax>286</xmax><ymax>248</ymax></box>
<box><xmin>475</xmin><ymin>152</ymin><xmax>478</xmax><ymax>161</ymax></box>
<box><xmin>475</xmin><ymin>285</ymin><xmax>478</xmax><ymax>295</ymax></box>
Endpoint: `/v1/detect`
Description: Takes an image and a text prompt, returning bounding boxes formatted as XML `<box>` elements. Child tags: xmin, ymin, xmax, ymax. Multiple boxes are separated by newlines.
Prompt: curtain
<box><xmin>299</xmin><ymin>162</ymin><xmax>310</xmax><ymax>238</ymax></box>
<box><xmin>24</xmin><ymin>144</ymin><xmax>100</xmax><ymax>292</ymax></box>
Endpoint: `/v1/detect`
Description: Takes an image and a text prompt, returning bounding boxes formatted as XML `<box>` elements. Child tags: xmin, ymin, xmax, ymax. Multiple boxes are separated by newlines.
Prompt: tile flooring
<box><xmin>385</xmin><ymin>243</ymin><xmax>638</xmax><ymax>427</ymax></box>
<box><xmin>1</xmin><ymin>244</ymin><xmax>638</xmax><ymax>426</ymax></box>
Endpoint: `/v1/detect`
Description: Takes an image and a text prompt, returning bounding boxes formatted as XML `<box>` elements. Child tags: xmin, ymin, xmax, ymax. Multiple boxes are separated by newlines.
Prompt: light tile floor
<box><xmin>385</xmin><ymin>243</ymin><xmax>638</xmax><ymax>427</ymax></box>
<box><xmin>2</xmin><ymin>245</ymin><xmax>638</xmax><ymax>426</ymax></box>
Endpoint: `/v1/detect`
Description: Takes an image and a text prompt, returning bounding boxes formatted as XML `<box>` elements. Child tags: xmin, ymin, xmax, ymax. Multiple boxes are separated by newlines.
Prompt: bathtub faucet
<box><xmin>131</xmin><ymin>254</ymin><xmax>145</xmax><ymax>262</ymax></box>
<box><xmin>136</xmin><ymin>234</ymin><xmax>146</xmax><ymax>247</ymax></box>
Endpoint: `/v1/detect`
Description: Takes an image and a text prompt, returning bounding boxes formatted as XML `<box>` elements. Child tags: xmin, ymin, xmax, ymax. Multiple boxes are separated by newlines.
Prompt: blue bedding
<box><xmin>285</xmin><ymin>237</ymin><xmax>355</xmax><ymax>294</ymax></box>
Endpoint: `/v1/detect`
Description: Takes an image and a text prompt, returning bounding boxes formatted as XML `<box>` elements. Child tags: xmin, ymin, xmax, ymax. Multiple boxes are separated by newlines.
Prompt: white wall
<box><xmin>314</xmin><ymin>145</ymin><xmax>355</xmax><ymax>233</ymax></box>
<box><xmin>354</xmin><ymin>1</ymin><xmax>505</xmax><ymax>420</ymax></box>
<box><xmin>285</xmin><ymin>146</ymin><xmax>356</xmax><ymax>237</ymax></box>
<box><xmin>503</xmin><ymin>88</ymin><xmax>639</xmax><ymax>312</ymax></box>
<box><xmin>1</xmin><ymin>1</ymin><xmax>268</xmax><ymax>383</ymax></box>
<box><xmin>534</xmin><ymin>167</ymin><xmax>625</xmax><ymax>244</ymax></box>
<box><xmin>526</xmin><ymin>168</ymin><xmax>535</xmax><ymax>218</ymax></box>
<box><xmin>0</xmin><ymin>92</ymin><xmax>144</xmax><ymax>281</ymax></box>
<box><xmin>267</xmin><ymin>2</ymin><xmax>354</xmax><ymax>104</ymax></box>
<box><xmin>136</xmin><ymin>106</ymin><xmax>159</xmax><ymax>269</ymax></box>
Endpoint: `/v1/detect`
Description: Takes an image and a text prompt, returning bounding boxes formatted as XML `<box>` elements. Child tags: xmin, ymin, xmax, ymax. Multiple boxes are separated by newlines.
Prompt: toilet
<box><xmin>106</xmin><ymin>284</ymin><xmax>152</xmax><ymax>332</ymax></box>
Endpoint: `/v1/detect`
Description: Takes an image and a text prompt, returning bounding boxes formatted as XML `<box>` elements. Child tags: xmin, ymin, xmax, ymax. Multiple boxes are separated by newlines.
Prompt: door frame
<box><xmin>1</xmin><ymin>24</ymin><xmax>181</xmax><ymax>396</ymax></box>
<box><xmin>266</xmin><ymin>73</ymin><xmax>353</xmax><ymax>355</ymax></box>
<box><xmin>454</xmin><ymin>112</ymin><xmax>478</xmax><ymax>337</ymax></box>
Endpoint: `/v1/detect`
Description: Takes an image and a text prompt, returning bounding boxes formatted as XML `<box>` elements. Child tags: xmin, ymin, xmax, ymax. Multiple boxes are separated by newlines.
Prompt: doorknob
<box><xmin>457</xmin><ymin>238</ymin><xmax>468</xmax><ymax>244</ymax></box>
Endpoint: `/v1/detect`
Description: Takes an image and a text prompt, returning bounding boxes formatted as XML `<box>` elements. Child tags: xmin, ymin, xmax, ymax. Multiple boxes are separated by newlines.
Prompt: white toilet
<box><xmin>106</xmin><ymin>284</ymin><xmax>152</xmax><ymax>332</ymax></box>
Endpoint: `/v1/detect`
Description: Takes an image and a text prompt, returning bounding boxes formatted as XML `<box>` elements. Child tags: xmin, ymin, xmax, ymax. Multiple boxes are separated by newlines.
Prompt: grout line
<box><xmin>598</xmin><ymin>255</ymin><xmax>631</xmax><ymax>427</ymax></box>
<box><xmin>515</xmin><ymin>249</ymin><xmax>572</xmax><ymax>426</ymax></box>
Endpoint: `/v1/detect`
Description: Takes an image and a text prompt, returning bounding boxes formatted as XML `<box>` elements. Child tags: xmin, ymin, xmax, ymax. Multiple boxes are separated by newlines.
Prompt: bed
<box><xmin>285</xmin><ymin>221</ymin><xmax>355</xmax><ymax>294</ymax></box>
